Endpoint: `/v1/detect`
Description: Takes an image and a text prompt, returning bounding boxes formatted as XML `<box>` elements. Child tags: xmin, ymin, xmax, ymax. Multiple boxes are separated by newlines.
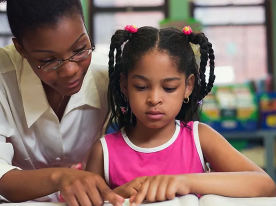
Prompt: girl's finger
<box><xmin>165</xmin><ymin>180</ymin><xmax>177</xmax><ymax>200</ymax></box>
<box><xmin>156</xmin><ymin>179</ymin><xmax>168</xmax><ymax>201</ymax></box>
<box><xmin>131</xmin><ymin>179</ymin><xmax>150</xmax><ymax>206</ymax></box>
<box><xmin>128</xmin><ymin>188</ymin><xmax>138</xmax><ymax>197</ymax></box>
<box><xmin>133</xmin><ymin>176</ymin><xmax>147</xmax><ymax>191</ymax></box>
<box><xmin>145</xmin><ymin>179</ymin><xmax>158</xmax><ymax>202</ymax></box>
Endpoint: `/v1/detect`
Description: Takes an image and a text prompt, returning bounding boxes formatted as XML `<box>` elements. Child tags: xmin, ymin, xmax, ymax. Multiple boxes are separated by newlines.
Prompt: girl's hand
<box><xmin>114</xmin><ymin>176</ymin><xmax>147</xmax><ymax>198</ymax></box>
<box><xmin>52</xmin><ymin>169</ymin><xmax>124</xmax><ymax>206</ymax></box>
<box><xmin>130</xmin><ymin>175</ymin><xmax>190</xmax><ymax>206</ymax></box>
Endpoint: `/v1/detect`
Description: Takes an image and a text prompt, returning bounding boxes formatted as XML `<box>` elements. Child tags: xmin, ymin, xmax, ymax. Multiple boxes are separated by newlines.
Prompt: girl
<box><xmin>0</xmin><ymin>0</ymin><xmax>124</xmax><ymax>205</ymax></box>
<box><xmin>86</xmin><ymin>25</ymin><xmax>276</xmax><ymax>205</ymax></box>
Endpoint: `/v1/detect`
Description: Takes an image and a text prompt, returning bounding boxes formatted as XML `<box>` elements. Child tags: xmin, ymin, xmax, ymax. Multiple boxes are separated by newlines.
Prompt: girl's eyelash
<box><xmin>135</xmin><ymin>86</ymin><xmax>147</xmax><ymax>90</ymax></box>
<box><xmin>164</xmin><ymin>87</ymin><xmax>177</xmax><ymax>92</ymax></box>
<box><xmin>134</xmin><ymin>86</ymin><xmax>176</xmax><ymax>92</ymax></box>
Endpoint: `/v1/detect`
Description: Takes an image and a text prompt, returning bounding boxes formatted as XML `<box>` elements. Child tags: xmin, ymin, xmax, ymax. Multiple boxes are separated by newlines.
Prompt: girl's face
<box><xmin>13</xmin><ymin>17</ymin><xmax>92</xmax><ymax>96</ymax></box>
<box><xmin>121</xmin><ymin>51</ymin><xmax>195</xmax><ymax>129</ymax></box>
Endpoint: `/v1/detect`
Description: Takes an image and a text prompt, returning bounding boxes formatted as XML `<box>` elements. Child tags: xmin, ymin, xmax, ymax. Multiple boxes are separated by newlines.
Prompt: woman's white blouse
<box><xmin>0</xmin><ymin>45</ymin><xmax>109</xmax><ymax>191</ymax></box>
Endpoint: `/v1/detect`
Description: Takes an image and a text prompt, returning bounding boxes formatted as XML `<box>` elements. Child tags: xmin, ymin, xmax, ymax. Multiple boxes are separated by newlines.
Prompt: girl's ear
<box><xmin>120</xmin><ymin>73</ymin><xmax>128</xmax><ymax>98</ymax></box>
<box><xmin>184</xmin><ymin>74</ymin><xmax>195</xmax><ymax>98</ymax></box>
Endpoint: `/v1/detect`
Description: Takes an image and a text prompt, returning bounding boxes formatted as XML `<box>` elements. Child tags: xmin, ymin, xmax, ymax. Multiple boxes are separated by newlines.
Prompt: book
<box><xmin>2</xmin><ymin>195</ymin><xmax>276</xmax><ymax>206</ymax></box>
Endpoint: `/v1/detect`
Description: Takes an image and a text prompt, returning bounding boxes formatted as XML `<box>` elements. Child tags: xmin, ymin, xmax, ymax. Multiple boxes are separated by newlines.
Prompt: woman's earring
<box><xmin>183</xmin><ymin>96</ymin><xmax>189</xmax><ymax>104</ymax></box>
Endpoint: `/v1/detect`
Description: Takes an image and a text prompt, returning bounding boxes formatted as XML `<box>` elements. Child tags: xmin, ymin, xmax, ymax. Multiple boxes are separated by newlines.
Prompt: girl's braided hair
<box><xmin>108</xmin><ymin>26</ymin><xmax>215</xmax><ymax>130</ymax></box>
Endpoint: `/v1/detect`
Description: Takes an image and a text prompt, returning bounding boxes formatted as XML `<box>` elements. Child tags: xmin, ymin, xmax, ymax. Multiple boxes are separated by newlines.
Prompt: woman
<box><xmin>0</xmin><ymin>0</ymin><xmax>124</xmax><ymax>205</ymax></box>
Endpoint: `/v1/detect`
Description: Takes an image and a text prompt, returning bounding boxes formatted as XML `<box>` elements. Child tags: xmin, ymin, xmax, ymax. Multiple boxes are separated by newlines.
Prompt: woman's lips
<box><xmin>66</xmin><ymin>78</ymin><xmax>81</xmax><ymax>89</ymax></box>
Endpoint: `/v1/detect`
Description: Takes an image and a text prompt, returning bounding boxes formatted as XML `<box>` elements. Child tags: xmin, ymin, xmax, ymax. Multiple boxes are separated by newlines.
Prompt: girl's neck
<box><xmin>126</xmin><ymin>120</ymin><xmax>176</xmax><ymax>148</ymax></box>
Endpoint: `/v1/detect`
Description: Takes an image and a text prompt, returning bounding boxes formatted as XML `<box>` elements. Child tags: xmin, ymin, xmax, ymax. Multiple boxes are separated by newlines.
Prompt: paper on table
<box><xmin>104</xmin><ymin>195</ymin><xmax>199</xmax><ymax>206</ymax></box>
<box><xmin>1</xmin><ymin>196</ymin><xmax>198</xmax><ymax>206</ymax></box>
<box><xmin>2</xmin><ymin>195</ymin><xmax>276</xmax><ymax>206</ymax></box>
<box><xmin>1</xmin><ymin>195</ymin><xmax>198</xmax><ymax>206</ymax></box>
<box><xmin>1</xmin><ymin>203</ymin><xmax>66</xmax><ymax>206</ymax></box>
<box><xmin>199</xmin><ymin>194</ymin><xmax>276</xmax><ymax>206</ymax></box>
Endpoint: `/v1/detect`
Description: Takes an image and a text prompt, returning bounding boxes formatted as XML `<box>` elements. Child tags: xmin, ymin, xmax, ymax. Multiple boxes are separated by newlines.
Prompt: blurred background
<box><xmin>1</xmin><ymin>0</ymin><xmax>276</xmax><ymax>181</ymax></box>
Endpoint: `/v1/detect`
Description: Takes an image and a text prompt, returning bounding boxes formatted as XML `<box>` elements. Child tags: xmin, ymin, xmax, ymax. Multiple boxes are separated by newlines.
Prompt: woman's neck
<box><xmin>126</xmin><ymin>120</ymin><xmax>176</xmax><ymax>148</ymax></box>
<box><xmin>42</xmin><ymin>82</ymin><xmax>70</xmax><ymax>121</ymax></box>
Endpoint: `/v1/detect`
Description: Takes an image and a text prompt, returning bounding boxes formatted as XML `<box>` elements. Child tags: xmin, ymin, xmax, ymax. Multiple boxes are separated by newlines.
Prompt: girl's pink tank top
<box><xmin>101</xmin><ymin>121</ymin><xmax>206</xmax><ymax>189</ymax></box>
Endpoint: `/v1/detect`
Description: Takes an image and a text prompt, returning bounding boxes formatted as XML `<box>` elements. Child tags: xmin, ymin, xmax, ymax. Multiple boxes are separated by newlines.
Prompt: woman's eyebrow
<box><xmin>32</xmin><ymin>33</ymin><xmax>86</xmax><ymax>53</ymax></box>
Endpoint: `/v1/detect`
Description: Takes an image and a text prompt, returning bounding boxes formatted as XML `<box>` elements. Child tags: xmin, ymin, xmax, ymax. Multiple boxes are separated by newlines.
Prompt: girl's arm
<box><xmin>86</xmin><ymin>140</ymin><xmax>146</xmax><ymax>198</ymax></box>
<box><xmin>85</xmin><ymin>140</ymin><xmax>105</xmax><ymax>178</ymax></box>
<box><xmin>130</xmin><ymin>123</ymin><xmax>276</xmax><ymax>205</ymax></box>
<box><xmin>185</xmin><ymin>123</ymin><xmax>276</xmax><ymax>197</ymax></box>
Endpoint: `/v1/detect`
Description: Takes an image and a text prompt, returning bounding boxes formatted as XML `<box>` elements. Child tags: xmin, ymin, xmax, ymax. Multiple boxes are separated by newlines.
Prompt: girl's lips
<box><xmin>146</xmin><ymin>111</ymin><xmax>163</xmax><ymax>115</ymax></box>
<box><xmin>146</xmin><ymin>114</ymin><xmax>164</xmax><ymax>120</ymax></box>
<box><xmin>146</xmin><ymin>111</ymin><xmax>164</xmax><ymax>120</ymax></box>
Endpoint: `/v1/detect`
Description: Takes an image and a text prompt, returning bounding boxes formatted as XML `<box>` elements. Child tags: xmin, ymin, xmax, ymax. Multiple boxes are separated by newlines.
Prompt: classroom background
<box><xmin>1</xmin><ymin>0</ymin><xmax>276</xmax><ymax>181</ymax></box>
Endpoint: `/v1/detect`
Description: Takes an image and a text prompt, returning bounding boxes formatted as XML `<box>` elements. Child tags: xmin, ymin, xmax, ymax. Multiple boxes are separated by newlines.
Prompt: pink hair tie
<box><xmin>125</xmin><ymin>25</ymin><xmax>138</xmax><ymax>33</ymax></box>
<box><xmin>183</xmin><ymin>26</ymin><xmax>192</xmax><ymax>35</ymax></box>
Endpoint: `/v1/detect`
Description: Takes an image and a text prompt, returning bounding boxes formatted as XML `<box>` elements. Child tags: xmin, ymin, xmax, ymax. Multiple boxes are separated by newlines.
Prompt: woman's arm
<box><xmin>0</xmin><ymin>167</ymin><xmax>124</xmax><ymax>206</ymax></box>
<box><xmin>0</xmin><ymin>168</ymin><xmax>69</xmax><ymax>201</ymax></box>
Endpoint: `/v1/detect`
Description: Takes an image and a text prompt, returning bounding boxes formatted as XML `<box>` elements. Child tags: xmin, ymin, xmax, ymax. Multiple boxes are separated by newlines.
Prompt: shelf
<box><xmin>220</xmin><ymin>130</ymin><xmax>276</xmax><ymax>182</ymax></box>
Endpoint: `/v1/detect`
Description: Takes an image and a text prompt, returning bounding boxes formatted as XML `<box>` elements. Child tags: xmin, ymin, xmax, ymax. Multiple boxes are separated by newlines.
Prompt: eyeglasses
<box><xmin>25</xmin><ymin>47</ymin><xmax>93</xmax><ymax>71</ymax></box>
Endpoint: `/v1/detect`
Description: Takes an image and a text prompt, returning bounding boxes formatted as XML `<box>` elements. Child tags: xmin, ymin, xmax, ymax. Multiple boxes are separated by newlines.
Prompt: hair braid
<box><xmin>107</xmin><ymin>30</ymin><xmax>132</xmax><ymax>130</ymax></box>
<box><xmin>206</xmin><ymin>42</ymin><xmax>215</xmax><ymax>94</ymax></box>
<box><xmin>188</xmin><ymin>33</ymin><xmax>215</xmax><ymax>100</ymax></box>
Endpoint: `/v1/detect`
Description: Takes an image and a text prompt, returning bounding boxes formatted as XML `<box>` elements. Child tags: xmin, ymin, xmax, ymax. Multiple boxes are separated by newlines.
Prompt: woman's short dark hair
<box><xmin>1</xmin><ymin>0</ymin><xmax>84</xmax><ymax>40</ymax></box>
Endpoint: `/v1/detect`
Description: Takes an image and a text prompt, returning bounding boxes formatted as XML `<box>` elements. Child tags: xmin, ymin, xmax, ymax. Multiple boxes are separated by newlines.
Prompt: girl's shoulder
<box><xmin>102</xmin><ymin>130</ymin><xmax>123</xmax><ymax>142</ymax></box>
<box><xmin>178</xmin><ymin>120</ymin><xmax>199</xmax><ymax>131</ymax></box>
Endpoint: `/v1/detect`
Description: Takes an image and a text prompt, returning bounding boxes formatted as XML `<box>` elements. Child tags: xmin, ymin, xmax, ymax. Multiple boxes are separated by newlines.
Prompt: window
<box><xmin>90</xmin><ymin>0</ymin><xmax>168</xmax><ymax>55</ymax></box>
<box><xmin>0</xmin><ymin>2</ymin><xmax>12</xmax><ymax>47</ymax></box>
<box><xmin>94</xmin><ymin>0</ymin><xmax>164</xmax><ymax>7</ymax></box>
<box><xmin>191</xmin><ymin>0</ymin><xmax>269</xmax><ymax>84</ymax></box>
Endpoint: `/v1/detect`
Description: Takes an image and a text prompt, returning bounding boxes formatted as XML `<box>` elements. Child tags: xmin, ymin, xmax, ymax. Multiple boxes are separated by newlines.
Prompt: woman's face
<box><xmin>14</xmin><ymin>17</ymin><xmax>92</xmax><ymax>96</ymax></box>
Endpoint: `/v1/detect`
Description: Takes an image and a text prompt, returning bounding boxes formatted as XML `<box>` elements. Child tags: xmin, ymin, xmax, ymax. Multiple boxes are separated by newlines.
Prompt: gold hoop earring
<box><xmin>183</xmin><ymin>97</ymin><xmax>189</xmax><ymax>104</ymax></box>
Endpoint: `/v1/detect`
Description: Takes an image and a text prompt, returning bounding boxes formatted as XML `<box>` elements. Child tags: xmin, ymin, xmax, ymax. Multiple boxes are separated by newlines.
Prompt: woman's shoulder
<box><xmin>89</xmin><ymin>51</ymin><xmax>109</xmax><ymax>90</ymax></box>
<box><xmin>0</xmin><ymin>44</ymin><xmax>21</xmax><ymax>74</ymax></box>
<box><xmin>0</xmin><ymin>45</ymin><xmax>22</xmax><ymax>96</ymax></box>
<box><xmin>90</xmin><ymin>52</ymin><xmax>109</xmax><ymax>77</ymax></box>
